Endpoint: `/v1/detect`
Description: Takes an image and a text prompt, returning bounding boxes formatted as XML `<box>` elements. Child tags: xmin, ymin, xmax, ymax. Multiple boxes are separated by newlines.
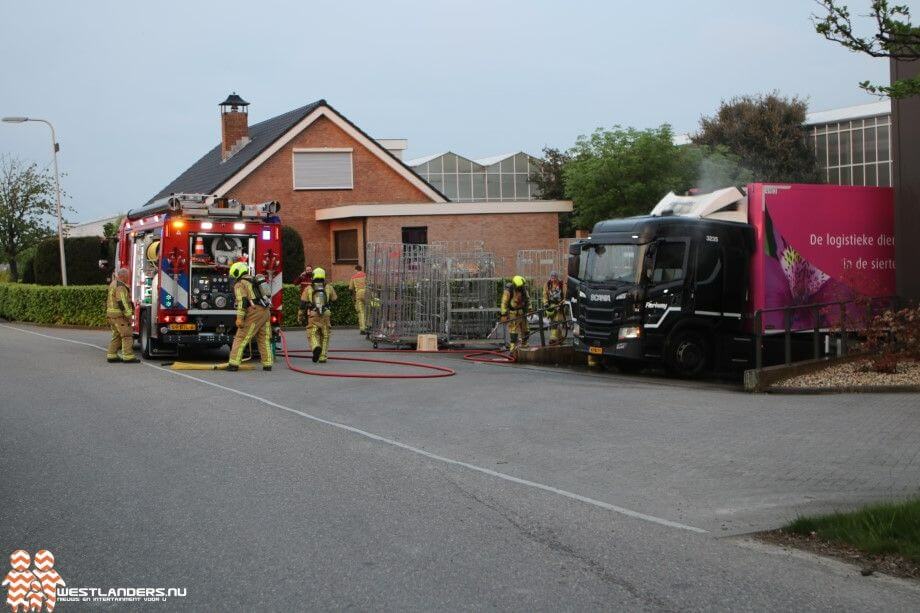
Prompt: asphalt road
<box><xmin>1</xmin><ymin>323</ymin><xmax>918</xmax><ymax>611</ymax></box>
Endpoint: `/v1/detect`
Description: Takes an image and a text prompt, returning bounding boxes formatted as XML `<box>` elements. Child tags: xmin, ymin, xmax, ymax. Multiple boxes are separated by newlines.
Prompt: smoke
<box><xmin>694</xmin><ymin>149</ymin><xmax>754</xmax><ymax>194</ymax></box>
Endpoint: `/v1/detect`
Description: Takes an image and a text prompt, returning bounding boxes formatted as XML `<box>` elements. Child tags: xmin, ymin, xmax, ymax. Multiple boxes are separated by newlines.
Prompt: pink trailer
<box><xmin>746</xmin><ymin>183</ymin><xmax>895</xmax><ymax>331</ymax></box>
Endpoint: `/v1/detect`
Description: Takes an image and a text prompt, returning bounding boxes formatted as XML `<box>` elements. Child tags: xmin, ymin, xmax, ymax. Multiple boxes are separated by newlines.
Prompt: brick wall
<box><xmin>227</xmin><ymin>115</ymin><xmax>433</xmax><ymax>279</ymax></box>
<box><xmin>366</xmin><ymin>212</ymin><xmax>559</xmax><ymax>277</ymax></box>
<box><xmin>221</xmin><ymin>111</ymin><xmax>249</xmax><ymax>159</ymax></box>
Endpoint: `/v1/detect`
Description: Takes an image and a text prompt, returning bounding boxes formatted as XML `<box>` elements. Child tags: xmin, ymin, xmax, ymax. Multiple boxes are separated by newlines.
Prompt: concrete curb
<box><xmin>743</xmin><ymin>353</ymin><xmax>866</xmax><ymax>393</ymax></box>
<box><xmin>768</xmin><ymin>384</ymin><xmax>920</xmax><ymax>395</ymax></box>
<box><xmin>513</xmin><ymin>343</ymin><xmax>584</xmax><ymax>365</ymax></box>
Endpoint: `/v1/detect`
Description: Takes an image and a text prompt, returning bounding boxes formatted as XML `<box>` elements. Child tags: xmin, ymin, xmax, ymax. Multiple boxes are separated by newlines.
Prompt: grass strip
<box><xmin>786</xmin><ymin>498</ymin><xmax>920</xmax><ymax>562</ymax></box>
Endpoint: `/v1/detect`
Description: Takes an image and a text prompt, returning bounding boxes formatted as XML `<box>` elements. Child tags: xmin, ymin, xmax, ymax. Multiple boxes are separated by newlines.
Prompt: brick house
<box><xmin>146</xmin><ymin>94</ymin><xmax>572</xmax><ymax>280</ymax></box>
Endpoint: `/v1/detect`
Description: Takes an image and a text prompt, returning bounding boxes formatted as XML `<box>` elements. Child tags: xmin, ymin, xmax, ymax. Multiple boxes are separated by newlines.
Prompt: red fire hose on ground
<box><xmin>277</xmin><ymin>330</ymin><xmax>514</xmax><ymax>379</ymax></box>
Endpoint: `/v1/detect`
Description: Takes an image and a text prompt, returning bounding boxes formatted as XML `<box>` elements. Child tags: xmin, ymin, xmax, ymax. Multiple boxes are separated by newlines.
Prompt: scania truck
<box><xmin>568</xmin><ymin>183</ymin><xmax>895</xmax><ymax>376</ymax></box>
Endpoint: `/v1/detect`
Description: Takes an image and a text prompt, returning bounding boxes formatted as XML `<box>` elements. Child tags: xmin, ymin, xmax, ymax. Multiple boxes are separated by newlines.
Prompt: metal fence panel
<box><xmin>364</xmin><ymin>242</ymin><xmax>503</xmax><ymax>345</ymax></box>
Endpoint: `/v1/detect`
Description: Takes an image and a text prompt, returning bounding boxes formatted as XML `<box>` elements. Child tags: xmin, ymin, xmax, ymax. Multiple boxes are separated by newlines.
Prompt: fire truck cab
<box><xmin>118</xmin><ymin>193</ymin><xmax>283</xmax><ymax>358</ymax></box>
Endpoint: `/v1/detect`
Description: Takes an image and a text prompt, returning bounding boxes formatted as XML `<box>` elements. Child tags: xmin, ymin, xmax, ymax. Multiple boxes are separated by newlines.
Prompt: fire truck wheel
<box><xmin>665</xmin><ymin>330</ymin><xmax>708</xmax><ymax>378</ymax></box>
<box><xmin>140</xmin><ymin>316</ymin><xmax>157</xmax><ymax>360</ymax></box>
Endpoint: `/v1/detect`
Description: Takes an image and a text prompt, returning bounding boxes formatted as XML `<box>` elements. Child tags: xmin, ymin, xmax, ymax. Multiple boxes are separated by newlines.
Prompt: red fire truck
<box><xmin>118</xmin><ymin>193</ymin><xmax>283</xmax><ymax>358</ymax></box>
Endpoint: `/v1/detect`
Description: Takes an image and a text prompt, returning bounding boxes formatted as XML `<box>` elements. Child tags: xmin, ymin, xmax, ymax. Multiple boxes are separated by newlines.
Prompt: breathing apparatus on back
<box><xmin>230</xmin><ymin>261</ymin><xmax>272</xmax><ymax>308</ymax></box>
<box><xmin>311</xmin><ymin>267</ymin><xmax>328</xmax><ymax>315</ymax></box>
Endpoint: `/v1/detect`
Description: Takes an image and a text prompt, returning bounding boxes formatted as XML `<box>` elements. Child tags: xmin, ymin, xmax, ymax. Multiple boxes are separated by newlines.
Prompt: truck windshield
<box><xmin>579</xmin><ymin>244</ymin><xmax>642</xmax><ymax>284</ymax></box>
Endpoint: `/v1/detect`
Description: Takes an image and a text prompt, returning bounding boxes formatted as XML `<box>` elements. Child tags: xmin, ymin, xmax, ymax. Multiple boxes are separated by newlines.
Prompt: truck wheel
<box><xmin>666</xmin><ymin>330</ymin><xmax>708</xmax><ymax>378</ymax></box>
<box><xmin>140</xmin><ymin>316</ymin><xmax>157</xmax><ymax>359</ymax></box>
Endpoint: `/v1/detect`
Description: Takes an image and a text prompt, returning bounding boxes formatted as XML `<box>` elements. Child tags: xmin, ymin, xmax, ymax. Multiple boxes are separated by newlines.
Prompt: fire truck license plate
<box><xmin>169</xmin><ymin>324</ymin><xmax>196</xmax><ymax>331</ymax></box>
<box><xmin>589</xmin><ymin>346</ymin><xmax>603</xmax><ymax>355</ymax></box>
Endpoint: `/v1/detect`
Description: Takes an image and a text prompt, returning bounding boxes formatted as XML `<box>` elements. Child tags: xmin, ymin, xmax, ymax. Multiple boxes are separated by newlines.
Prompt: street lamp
<box><xmin>2</xmin><ymin>116</ymin><xmax>68</xmax><ymax>286</ymax></box>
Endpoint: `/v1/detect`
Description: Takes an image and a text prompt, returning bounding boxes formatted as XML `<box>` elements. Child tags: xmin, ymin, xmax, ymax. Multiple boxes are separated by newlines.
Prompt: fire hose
<box><xmin>165</xmin><ymin>308</ymin><xmax>540</xmax><ymax>378</ymax></box>
<box><xmin>277</xmin><ymin>330</ymin><xmax>515</xmax><ymax>379</ymax></box>
<box><xmin>164</xmin><ymin>330</ymin><xmax>513</xmax><ymax>377</ymax></box>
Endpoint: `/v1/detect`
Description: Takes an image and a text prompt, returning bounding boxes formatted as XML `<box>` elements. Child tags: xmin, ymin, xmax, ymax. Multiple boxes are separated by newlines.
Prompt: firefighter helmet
<box><xmin>312</xmin><ymin>267</ymin><xmax>326</xmax><ymax>281</ymax></box>
<box><xmin>229</xmin><ymin>261</ymin><xmax>249</xmax><ymax>279</ymax></box>
<box><xmin>512</xmin><ymin>275</ymin><xmax>526</xmax><ymax>288</ymax></box>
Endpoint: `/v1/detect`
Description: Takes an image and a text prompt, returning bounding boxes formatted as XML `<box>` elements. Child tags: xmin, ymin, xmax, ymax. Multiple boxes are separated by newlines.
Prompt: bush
<box><xmin>33</xmin><ymin>236</ymin><xmax>109</xmax><ymax>286</ymax></box>
<box><xmin>0</xmin><ymin>282</ymin><xmax>357</xmax><ymax>329</ymax></box>
<box><xmin>0</xmin><ymin>283</ymin><xmax>108</xmax><ymax>326</ymax></box>
<box><xmin>282</xmin><ymin>282</ymin><xmax>356</xmax><ymax>327</ymax></box>
<box><xmin>281</xmin><ymin>226</ymin><xmax>305</xmax><ymax>284</ymax></box>
<box><xmin>863</xmin><ymin>305</ymin><xmax>920</xmax><ymax>372</ymax></box>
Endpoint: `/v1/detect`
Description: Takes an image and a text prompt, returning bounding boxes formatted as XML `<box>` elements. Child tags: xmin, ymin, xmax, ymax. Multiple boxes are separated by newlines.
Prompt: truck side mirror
<box><xmin>643</xmin><ymin>245</ymin><xmax>656</xmax><ymax>280</ymax></box>
<box><xmin>567</xmin><ymin>243</ymin><xmax>580</xmax><ymax>279</ymax></box>
<box><xmin>567</xmin><ymin>253</ymin><xmax>579</xmax><ymax>279</ymax></box>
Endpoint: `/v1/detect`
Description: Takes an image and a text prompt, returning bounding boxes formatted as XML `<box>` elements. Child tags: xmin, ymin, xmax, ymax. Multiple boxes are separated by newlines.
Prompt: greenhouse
<box><xmin>407</xmin><ymin>151</ymin><xmax>542</xmax><ymax>202</ymax></box>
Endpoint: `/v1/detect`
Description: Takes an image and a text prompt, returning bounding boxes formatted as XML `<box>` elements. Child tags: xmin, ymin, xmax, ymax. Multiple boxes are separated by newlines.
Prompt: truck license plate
<box><xmin>589</xmin><ymin>346</ymin><xmax>603</xmax><ymax>355</ymax></box>
<box><xmin>169</xmin><ymin>323</ymin><xmax>196</xmax><ymax>331</ymax></box>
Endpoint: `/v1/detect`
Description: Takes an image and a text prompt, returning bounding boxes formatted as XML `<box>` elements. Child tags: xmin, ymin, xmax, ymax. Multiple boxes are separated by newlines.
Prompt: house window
<box><xmin>402</xmin><ymin>226</ymin><xmax>428</xmax><ymax>245</ymax></box>
<box><xmin>293</xmin><ymin>149</ymin><xmax>353</xmax><ymax>190</ymax></box>
<box><xmin>334</xmin><ymin>229</ymin><xmax>359</xmax><ymax>263</ymax></box>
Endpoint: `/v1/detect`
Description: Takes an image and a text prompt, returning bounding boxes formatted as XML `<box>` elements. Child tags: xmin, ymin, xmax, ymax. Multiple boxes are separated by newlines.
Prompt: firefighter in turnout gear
<box><xmin>543</xmin><ymin>271</ymin><xmax>566</xmax><ymax>345</ymax></box>
<box><xmin>227</xmin><ymin>261</ymin><xmax>274</xmax><ymax>371</ymax></box>
<box><xmin>501</xmin><ymin>275</ymin><xmax>530</xmax><ymax>352</ymax></box>
<box><xmin>349</xmin><ymin>264</ymin><xmax>367</xmax><ymax>334</ymax></box>
<box><xmin>299</xmin><ymin>267</ymin><xmax>337</xmax><ymax>363</ymax></box>
<box><xmin>106</xmin><ymin>267</ymin><xmax>139</xmax><ymax>363</ymax></box>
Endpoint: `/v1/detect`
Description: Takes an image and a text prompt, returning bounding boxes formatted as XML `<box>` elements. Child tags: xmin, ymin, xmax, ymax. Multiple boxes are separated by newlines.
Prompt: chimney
<box><xmin>219</xmin><ymin>92</ymin><xmax>250</xmax><ymax>160</ymax></box>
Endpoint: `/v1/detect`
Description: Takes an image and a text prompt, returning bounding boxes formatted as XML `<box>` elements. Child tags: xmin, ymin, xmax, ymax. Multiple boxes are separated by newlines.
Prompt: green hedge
<box><xmin>0</xmin><ymin>283</ymin><xmax>108</xmax><ymax>326</ymax></box>
<box><xmin>282</xmin><ymin>282</ymin><xmax>356</xmax><ymax>327</ymax></box>
<box><xmin>0</xmin><ymin>282</ymin><xmax>358</xmax><ymax>329</ymax></box>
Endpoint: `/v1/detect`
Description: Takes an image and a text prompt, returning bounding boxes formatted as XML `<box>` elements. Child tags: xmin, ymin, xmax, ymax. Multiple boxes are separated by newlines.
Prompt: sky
<box><xmin>0</xmin><ymin>0</ymin><xmax>902</xmax><ymax>222</ymax></box>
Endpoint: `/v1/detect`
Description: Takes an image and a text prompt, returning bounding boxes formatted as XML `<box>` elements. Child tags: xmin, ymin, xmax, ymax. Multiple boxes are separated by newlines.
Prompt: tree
<box><xmin>281</xmin><ymin>225</ymin><xmax>305</xmax><ymax>283</ymax></box>
<box><xmin>691</xmin><ymin>94</ymin><xmax>821</xmax><ymax>183</ymax></box>
<box><xmin>530</xmin><ymin>147</ymin><xmax>570</xmax><ymax>200</ymax></box>
<box><xmin>530</xmin><ymin>146</ymin><xmax>575</xmax><ymax>236</ymax></box>
<box><xmin>814</xmin><ymin>0</ymin><xmax>920</xmax><ymax>98</ymax></box>
<box><xmin>102</xmin><ymin>216</ymin><xmax>124</xmax><ymax>239</ymax></box>
<box><xmin>0</xmin><ymin>157</ymin><xmax>58</xmax><ymax>282</ymax></box>
<box><xmin>33</xmin><ymin>236</ymin><xmax>109</xmax><ymax>286</ymax></box>
<box><xmin>564</xmin><ymin>125</ymin><xmax>694</xmax><ymax>230</ymax></box>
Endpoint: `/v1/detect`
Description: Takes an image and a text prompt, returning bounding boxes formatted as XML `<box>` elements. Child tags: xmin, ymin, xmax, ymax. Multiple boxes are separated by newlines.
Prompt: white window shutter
<box><xmin>293</xmin><ymin>151</ymin><xmax>353</xmax><ymax>189</ymax></box>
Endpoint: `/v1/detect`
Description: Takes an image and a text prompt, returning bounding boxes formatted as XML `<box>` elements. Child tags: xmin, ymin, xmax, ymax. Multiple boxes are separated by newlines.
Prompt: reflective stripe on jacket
<box><xmin>106</xmin><ymin>279</ymin><xmax>133</xmax><ymax>317</ymax></box>
<box><xmin>234</xmin><ymin>277</ymin><xmax>258</xmax><ymax>319</ymax></box>
<box><xmin>349</xmin><ymin>272</ymin><xmax>366</xmax><ymax>299</ymax></box>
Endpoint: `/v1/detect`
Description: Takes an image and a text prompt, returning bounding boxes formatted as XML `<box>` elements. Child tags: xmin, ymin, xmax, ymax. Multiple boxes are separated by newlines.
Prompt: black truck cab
<box><xmin>569</xmin><ymin>215</ymin><xmax>755</xmax><ymax>376</ymax></box>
